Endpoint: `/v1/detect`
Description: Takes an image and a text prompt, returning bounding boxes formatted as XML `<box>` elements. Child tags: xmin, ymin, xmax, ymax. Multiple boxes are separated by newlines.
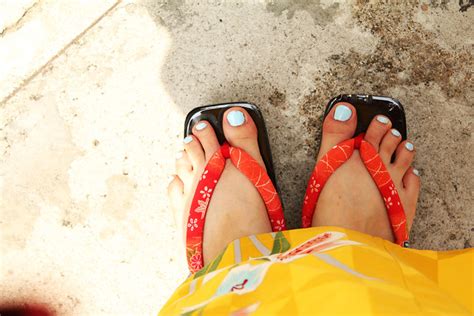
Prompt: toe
<box><xmin>192</xmin><ymin>120</ymin><xmax>220</xmax><ymax>161</ymax></box>
<box><xmin>394</xmin><ymin>140</ymin><xmax>415</xmax><ymax>172</ymax></box>
<box><xmin>379</xmin><ymin>128</ymin><xmax>402</xmax><ymax>164</ymax></box>
<box><xmin>167</xmin><ymin>175</ymin><xmax>185</xmax><ymax>230</ymax></box>
<box><xmin>403</xmin><ymin>167</ymin><xmax>421</xmax><ymax>192</ymax></box>
<box><xmin>402</xmin><ymin>167</ymin><xmax>421</xmax><ymax>229</ymax></box>
<box><xmin>364</xmin><ymin>115</ymin><xmax>392</xmax><ymax>151</ymax></box>
<box><xmin>222</xmin><ymin>107</ymin><xmax>265</xmax><ymax>167</ymax></box>
<box><xmin>168</xmin><ymin>175</ymin><xmax>184</xmax><ymax>206</ymax></box>
<box><xmin>183</xmin><ymin>135</ymin><xmax>205</xmax><ymax>168</ymax></box>
<box><xmin>176</xmin><ymin>150</ymin><xmax>193</xmax><ymax>183</ymax></box>
<box><xmin>318</xmin><ymin>102</ymin><xmax>357</xmax><ymax>160</ymax></box>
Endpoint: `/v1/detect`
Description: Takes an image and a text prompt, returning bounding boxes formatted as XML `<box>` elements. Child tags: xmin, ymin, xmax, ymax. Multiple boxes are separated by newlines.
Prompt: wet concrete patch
<box><xmin>139</xmin><ymin>0</ymin><xmax>186</xmax><ymax>27</ymax></box>
<box><xmin>265</xmin><ymin>0</ymin><xmax>340</xmax><ymax>26</ymax></box>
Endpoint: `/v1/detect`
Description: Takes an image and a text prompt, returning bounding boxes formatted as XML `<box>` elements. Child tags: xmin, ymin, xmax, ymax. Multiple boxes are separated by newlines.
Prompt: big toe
<box><xmin>318</xmin><ymin>102</ymin><xmax>357</xmax><ymax>160</ymax></box>
<box><xmin>222</xmin><ymin>107</ymin><xmax>265</xmax><ymax>168</ymax></box>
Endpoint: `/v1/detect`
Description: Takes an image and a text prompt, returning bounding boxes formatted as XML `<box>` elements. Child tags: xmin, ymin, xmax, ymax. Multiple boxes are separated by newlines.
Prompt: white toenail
<box><xmin>176</xmin><ymin>151</ymin><xmax>183</xmax><ymax>159</ymax></box>
<box><xmin>227</xmin><ymin>110</ymin><xmax>246</xmax><ymax>127</ymax></box>
<box><xmin>391</xmin><ymin>129</ymin><xmax>401</xmax><ymax>137</ymax></box>
<box><xmin>183</xmin><ymin>136</ymin><xmax>193</xmax><ymax>144</ymax></box>
<box><xmin>412</xmin><ymin>169</ymin><xmax>420</xmax><ymax>176</ymax></box>
<box><xmin>405</xmin><ymin>142</ymin><xmax>414</xmax><ymax>151</ymax></box>
<box><xmin>168</xmin><ymin>175</ymin><xmax>175</xmax><ymax>184</ymax></box>
<box><xmin>195</xmin><ymin>122</ymin><xmax>207</xmax><ymax>131</ymax></box>
<box><xmin>377</xmin><ymin>115</ymin><xmax>389</xmax><ymax>124</ymax></box>
<box><xmin>334</xmin><ymin>105</ymin><xmax>352</xmax><ymax>122</ymax></box>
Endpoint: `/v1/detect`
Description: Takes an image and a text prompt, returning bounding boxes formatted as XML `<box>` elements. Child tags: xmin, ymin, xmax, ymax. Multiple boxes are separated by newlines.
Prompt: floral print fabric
<box><xmin>161</xmin><ymin>227</ymin><xmax>473</xmax><ymax>316</ymax></box>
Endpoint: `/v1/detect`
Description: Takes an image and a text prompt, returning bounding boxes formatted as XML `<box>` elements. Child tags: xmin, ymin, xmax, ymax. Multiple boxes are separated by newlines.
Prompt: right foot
<box><xmin>168</xmin><ymin>107</ymin><xmax>273</xmax><ymax>267</ymax></box>
<box><xmin>311</xmin><ymin>103</ymin><xmax>421</xmax><ymax>241</ymax></box>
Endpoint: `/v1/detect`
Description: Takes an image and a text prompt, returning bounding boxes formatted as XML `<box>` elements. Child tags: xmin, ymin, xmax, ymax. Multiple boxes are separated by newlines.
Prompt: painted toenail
<box><xmin>391</xmin><ymin>129</ymin><xmax>401</xmax><ymax>137</ymax></box>
<box><xmin>227</xmin><ymin>110</ymin><xmax>246</xmax><ymax>127</ymax></box>
<box><xmin>176</xmin><ymin>151</ymin><xmax>183</xmax><ymax>159</ymax></box>
<box><xmin>413</xmin><ymin>169</ymin><xmax>420</xmax><ymax>176</ymax></box>
<box><xmin>334</xmin><ymin>105</ymin><xmax>352</xmax><ymax>121</ymax></box>
<box><xmin>377</xmin><ymin>115</ymin><xmax>389</xmax><ymax>124</ymax></box>
<box><xmin>183</xmin><ymin>136</ymin><xmax>193</xmax><ymax>144</ymax></box>
<box><xmin>405</xmin><ymin>142</ymin><xmax>414</xmax><ymax>151</ymax></box>
<box><xmin>195</xmin><ymin>122</ymin><xmax>207</xmax><ymax>131</ymax></box>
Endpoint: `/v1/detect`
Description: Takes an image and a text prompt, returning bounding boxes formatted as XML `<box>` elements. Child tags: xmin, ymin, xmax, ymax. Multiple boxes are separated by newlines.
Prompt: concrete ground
<box><xmin>1</xmin><ymin>0</ymin><xmax>472</xmax><ymax>314</ymax></box>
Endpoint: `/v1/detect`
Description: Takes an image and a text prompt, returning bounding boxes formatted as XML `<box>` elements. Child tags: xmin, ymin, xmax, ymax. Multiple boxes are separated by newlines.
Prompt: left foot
<box><xmin>168</xmin><ymin>107</ymin><xmax>273</xmax><ymax>265</ymax></box>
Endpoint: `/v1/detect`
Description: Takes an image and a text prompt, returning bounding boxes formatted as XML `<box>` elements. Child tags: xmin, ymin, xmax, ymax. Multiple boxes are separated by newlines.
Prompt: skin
<box><xmin>168</xmin><ymin>104</ymin><xmax>420</xmax><ymax>265</ymax></box>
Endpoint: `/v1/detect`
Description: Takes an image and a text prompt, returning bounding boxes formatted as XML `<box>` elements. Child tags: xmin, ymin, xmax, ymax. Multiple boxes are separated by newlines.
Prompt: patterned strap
<box><xmin>301</xmin><ymin>134</ymin><xmax>409</xmax><ymax>247</ymax></box>
<box><xmin>186</xmin><ymin>142</ymin><xmax>286</xmax><ymax>273</ymax></box>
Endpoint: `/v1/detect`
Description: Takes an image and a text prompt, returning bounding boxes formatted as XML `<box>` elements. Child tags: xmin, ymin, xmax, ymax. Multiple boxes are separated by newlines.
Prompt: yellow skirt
<box><xmin>160</xmin><ymin>227</ymin><xmax>473</xmax><ymax>315</ymax></box>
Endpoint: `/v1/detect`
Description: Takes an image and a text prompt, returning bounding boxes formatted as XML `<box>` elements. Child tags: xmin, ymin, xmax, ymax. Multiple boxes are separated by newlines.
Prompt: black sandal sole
<box><xmin>325</xmin><ymin>94</ymin><xmax>407</xmax><ymax>141</ymax></box>
<box><xmin>184</xmin><ymin>102</ymin><xmax>279</xmax><ymax>191</ymax></box>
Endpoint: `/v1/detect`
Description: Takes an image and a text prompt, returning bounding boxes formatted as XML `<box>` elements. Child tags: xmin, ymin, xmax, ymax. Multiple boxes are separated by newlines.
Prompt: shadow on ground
<box><xmin>141</xmin><ymin>0</ymin><xmax>473</xmax><ymax>250</ymax></box>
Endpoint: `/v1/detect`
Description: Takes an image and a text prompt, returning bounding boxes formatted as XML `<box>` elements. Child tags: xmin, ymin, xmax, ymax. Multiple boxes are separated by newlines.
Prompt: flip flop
<box><xmin>301</xmin><ymin>94</ymin><xmax>410</xmax><ymax>247</ymax></box>
<box><xmin>325</xmin><ymin>94</ymin><xmax>407</xmax><ymax>141</ymax></box>
<box><xmin>184</xmin><ymin>102</ymin><xmax>286</xmax><ymax>273</ymax></box>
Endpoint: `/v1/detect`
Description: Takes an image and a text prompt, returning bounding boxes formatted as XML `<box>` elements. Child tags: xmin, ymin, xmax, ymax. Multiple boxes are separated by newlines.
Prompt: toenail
<box><xmin>334</xmin><ymin>105</ymin><xmax>352</xmax><ymax>121</ymax></box>
<box><xmin>227</xmin><ymin>110</ymin><xmax>246</xmax><ymax>127</ymax></box>
<box><xmin>377</xmin><ymin>115</ymin><xmax>389</xmax><ymax>124</ymax></box>
<box><xmin>391</xmin><ymin>129</ymin><xmax>401</xmax><ymax>137</ymax></box>
<box><xmin>168</xmin><ymin>175</ymin><xmax>175</xmax><ymax>184</ymax></box>
<box><xmin>176</xmin><ymin>151</ymin><xmax>183</xmax><ymax>159</ymax></box>
<box><xmin>195</xmin><ymin>122</ymin><xmax>207</xmax><ymax>131</ymax></box>
<box><xmin>405</xmin><ymin>142</ymin><xmax>414</xmax><ymax>151</ymax></box>
<box><xmin>412</xmin><ymin>168</ymin><xmax>420</xmax><ymax>176</ymax></box>
<box><xmin>183</xmin><ymin>136</ymin><xmax>193</xmax><ymax>144</ymax></box>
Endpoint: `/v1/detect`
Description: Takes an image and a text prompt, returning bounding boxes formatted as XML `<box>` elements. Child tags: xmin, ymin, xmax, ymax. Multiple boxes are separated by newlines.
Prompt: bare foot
<box><xmin>168</xmin><ymin>107</ymin><xmax>272</xmax><ymax>264</ymax></box>
<box><xmin>312</xmin><ymin>102</ymin><xmax>421</xmax><ymax>241</ymax></box>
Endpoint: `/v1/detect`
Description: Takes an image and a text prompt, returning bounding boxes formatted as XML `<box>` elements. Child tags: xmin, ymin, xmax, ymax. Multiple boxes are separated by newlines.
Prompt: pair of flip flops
<box><xmin>183</xmin><ymin>96</ymin><xmax>409</xmax><ymax>273</ymax></box>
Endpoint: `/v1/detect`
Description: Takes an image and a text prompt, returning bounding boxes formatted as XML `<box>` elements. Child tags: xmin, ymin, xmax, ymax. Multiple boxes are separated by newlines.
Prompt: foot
<box><xmin>168</xmin><ymin>107</ymin><xmax>272</xmax><ymax>265</ymax></box>
<box><xmin>312</xmin><ymin>102</ymin><xmax>421</xmax><ymax>241</ymax></box>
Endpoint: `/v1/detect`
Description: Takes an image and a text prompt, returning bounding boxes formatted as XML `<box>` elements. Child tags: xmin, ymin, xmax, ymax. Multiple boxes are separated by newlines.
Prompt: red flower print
<box><xmin>274</xmin><ymin>219</ymin><xmax>285</xmax><ymax>231</ymax></box>
<box><xmin>187</xmin><ymin>218</ymin><xmax>198</xmax><ymax>231</ymax></box>
<box><xmin>190</xmin><ymin>251</ymin><xmax>203</xmax><ymax>271</ymax></box>
<box><xmin>383</xmin><ymin>196</ymin><xmax>393</xmax><ymax>208</ymax></box>
<box><xmin>200</xmin><ymin>186</ymin><xmax>213</xmax><ymax>199</ymax></box>
<box><xmin>389</xmin><ymin>184</ymin><xmax>397</xmax><ymax>196</ymax></box>
<box><xmin>310</xmin><ymin>179</ymin><xmax>320</xmax><ymax>193</ymax></box>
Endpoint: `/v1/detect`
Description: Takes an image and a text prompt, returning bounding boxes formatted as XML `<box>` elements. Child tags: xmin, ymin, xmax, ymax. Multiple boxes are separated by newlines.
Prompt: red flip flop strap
<box><xmin>186</xmin><ymin>148</ymin><xmax>226</xmax><ymax>273</ymax></box>
<box><xmin>359</xmin><ymin>140</ymin><xmax>409</xmax><ymax>246</ymax></box>
<box><xmin>186</xmin><ymin>143</ymin><xmax>286</xmax><ymax>273</ymax></box>
<box><xmin>228</xmin><ymin>147</ymin><xmax>286</xmax><ymax>232</ymax></box>
<box><xmin>301</xmin><ymin>133</ymin><xmax>409</xmax><ymax>246</ymax></box>
<box><xmin>301</xmin><ymin>137</ymin><xmax>357</xmax><ymax>228</ymax></box>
